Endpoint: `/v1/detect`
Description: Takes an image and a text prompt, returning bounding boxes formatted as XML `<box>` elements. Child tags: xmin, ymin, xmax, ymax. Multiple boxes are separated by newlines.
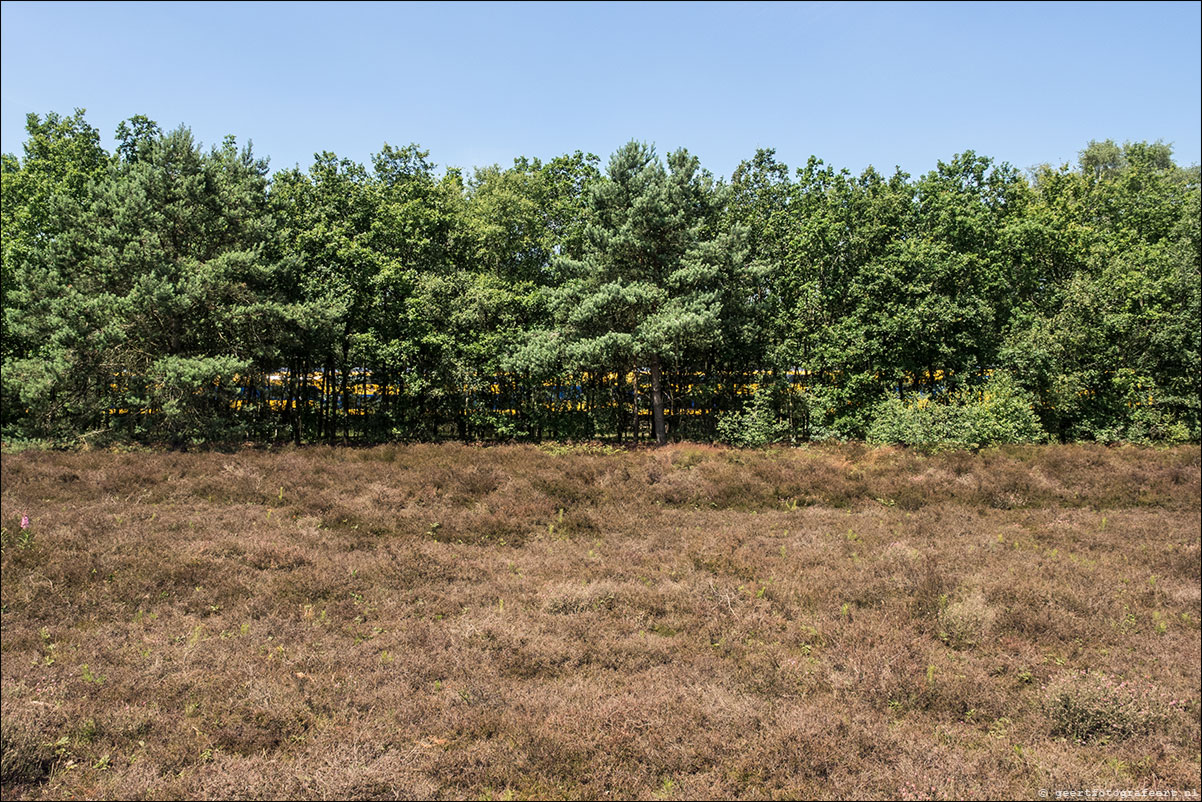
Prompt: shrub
<box><xmin>1126</xmin><ymin>403</ymin><xmax>1193</xmax><ymax>445</ymax></box>
<box><xmin>868</xmin><ymin>372</ymin><xmax>1046</xmax><ymax>451</ymax></box>
<box><xmin>1042</xmin><ymin>671</ymin><xmax>1180</xmax><ymax>742</ymax></box>
<box><xmin>716</xmin><ymin>379</ymin><xmax>787</xmax><ymax>448</ymax></box>
<box><xmin>937</xmin><ymin>589</ymin><xmax>997</xmax><ymax>649</ymax></box>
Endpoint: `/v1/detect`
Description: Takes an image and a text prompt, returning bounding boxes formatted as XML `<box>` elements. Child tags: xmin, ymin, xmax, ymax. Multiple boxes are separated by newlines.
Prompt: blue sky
<box><xmin>2</xmin><ymin>1</ymin><xmax>1199</xmax><ymax>179</ymax></box>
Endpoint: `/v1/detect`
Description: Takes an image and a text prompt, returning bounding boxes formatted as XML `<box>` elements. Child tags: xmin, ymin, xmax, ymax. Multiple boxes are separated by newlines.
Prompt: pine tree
<box><xmin>4</xmin><ymin>120</ymin><xmax>299</xmax><ymax>443</ymax></box>
<box><xmin>549</xmin><ymin>141</ymin><xmax>730</xmax><ymax>445</ymax></box>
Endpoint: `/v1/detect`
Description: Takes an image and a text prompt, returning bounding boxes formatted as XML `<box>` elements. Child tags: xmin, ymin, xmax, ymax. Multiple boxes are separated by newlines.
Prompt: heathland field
<box><xmin>1</xmin><ymin>444</ymin><xmax>1199</xmax><ymax>800</ymax></box>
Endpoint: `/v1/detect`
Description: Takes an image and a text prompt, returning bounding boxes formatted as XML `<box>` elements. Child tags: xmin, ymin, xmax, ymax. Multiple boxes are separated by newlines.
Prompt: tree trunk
<box><xmin>458</xmin><ymin>390</ymin><xmax>469</xmax><ymax>442</ymax></box>
<box><xmin>339</xmin><ymin>342</ymin><xmax>350</xmax><ymax>445</ymax></box>
<box><xmin>650</xmin><ymin>353</ymin><xmax>667</xmax><ymax>446</ymax></box>
<box><xmin>290</xmin><ymin>363</ymin><xmax>302</xmax><ymax>445</ymax></box>
<box><xmin>632</xmin><ymin>362</ymin><xmax>640</xmax><ymax>444</ymax></box>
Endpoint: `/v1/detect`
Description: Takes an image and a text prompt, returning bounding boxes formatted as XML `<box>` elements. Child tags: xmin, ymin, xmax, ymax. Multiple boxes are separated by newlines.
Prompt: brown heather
<box><xmin>1</xmin><ymin>443</ymin><xmax>1199</xmax><ymax>800</ymax></box>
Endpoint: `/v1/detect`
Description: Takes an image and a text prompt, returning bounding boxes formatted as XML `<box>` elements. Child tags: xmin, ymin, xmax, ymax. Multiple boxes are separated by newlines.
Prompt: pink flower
<box><xmin>20</xmin><ymin>514</ymin><xmax>29</xmax><ymax>530</ymax></box>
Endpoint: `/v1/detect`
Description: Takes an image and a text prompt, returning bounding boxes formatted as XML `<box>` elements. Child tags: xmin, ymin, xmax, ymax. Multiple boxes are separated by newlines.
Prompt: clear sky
<box><xmin>2</xmin><ymin>1</ymin><xmax>1199</xmax><ymax>179</ymax></box>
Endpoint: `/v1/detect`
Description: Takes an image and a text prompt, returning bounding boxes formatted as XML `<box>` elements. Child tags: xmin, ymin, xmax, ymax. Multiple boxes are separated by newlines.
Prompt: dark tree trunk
<box><xmin>290</xmin><ymin>363</ymin><xmax>302</xmax><ymax>446</ymax></box>
<box><xmin>339</xmin><ymin>341</ymin><xmax>351</xmax><ymax>445</ymax></box>
<box><xmin>633</xmin><ymin>361</ymin><xmax>640</xmax><ymax>444</ymax></box>
<box><xmin>650</xmin><ymin>353</ymin><xmax>667</xmax><ymax>446</ymax></box>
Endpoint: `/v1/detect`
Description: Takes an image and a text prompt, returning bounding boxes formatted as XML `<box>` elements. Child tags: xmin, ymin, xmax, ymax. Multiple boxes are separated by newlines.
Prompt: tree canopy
<box><xmin>2</xmin><ymin>112</ymin><xmax>1198</xmax><ymax>447</ymax></box>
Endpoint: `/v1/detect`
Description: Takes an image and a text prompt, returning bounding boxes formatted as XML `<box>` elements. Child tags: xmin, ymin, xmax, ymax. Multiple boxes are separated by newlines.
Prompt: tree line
<box><xmin>2</xmin><ymin>110</ymin><xmax>1198</xmax><ymax>447</ymax></box>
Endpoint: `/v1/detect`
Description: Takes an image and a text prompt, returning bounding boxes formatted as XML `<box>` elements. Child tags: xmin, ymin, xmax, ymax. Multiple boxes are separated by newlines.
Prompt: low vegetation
<box><xmin>1</xmin><ymin>443</ymin><xmax>1199</xmax><ymax>799</ymax></box>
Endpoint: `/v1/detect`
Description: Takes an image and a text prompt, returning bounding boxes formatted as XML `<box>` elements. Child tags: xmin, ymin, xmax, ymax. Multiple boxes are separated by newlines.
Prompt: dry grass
<box><xmin>1</xmin><ymin>443</ymin><xmax>1199</xmax><ymax>800</ymax></box>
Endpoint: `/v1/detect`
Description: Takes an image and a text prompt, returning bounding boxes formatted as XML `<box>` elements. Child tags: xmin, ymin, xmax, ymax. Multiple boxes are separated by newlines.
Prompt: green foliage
<box><xmin>1000</xmin><ymin>146</ymin><xmax>1200</xmax><ymax>443</ymax></box>
<box><xmin>715</xmin><ymin>379</ymin><xmax>786</xmax><ymax>448</ymax></box>
<box><xmin>542</xmin><ymin>141</ymin><xmax>740</xmax><ymax>444</ymax></box>
<box><xmin>867</xmin><ymin>372</ymin><xmax>1047</xmax><ymax>451</ymax></box>
<box><xmin>2</xmin><ymin>110</ymin><xmax>1198</xmax><ymax>446</ymax></box>
<box><xmin>4</xmin><ymin>118</ymin><xmax>297</xmax><ymax>444</ymax></box>
<box><xmin>2</xmin><ymin>110</ymin><xmax>109</xmax><ymax>430</ymax></box>
<box><xmin>552</xmin><ymin>143</ymin><xmax>726</xmax><ymax>364</ymax></box>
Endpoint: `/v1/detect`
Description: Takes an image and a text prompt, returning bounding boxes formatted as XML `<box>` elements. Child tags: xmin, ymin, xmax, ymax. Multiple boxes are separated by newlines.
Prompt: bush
<box><xmin>937</xmin><ymin>589</ymin><xmax>997</xmax><ymax>649</ymax></box>
<box><xmin>716</xmin><ymin>379</ymin><xmax>787</xmax><ymax>448</ymax></box>
<box><xmin>1126</xmin><ymin>402</ymin><xmax>1193</xmax><ymax>445</ymax></box>
<box><xmin>867</xmin><ymin>372</ymin><xmax>1046</xmax><ymax>451</ymax></box>
<box><xmin>1042</xmin><ymin>671</ymin><xmax>1180</xmax><ymax>743</ymax></box>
